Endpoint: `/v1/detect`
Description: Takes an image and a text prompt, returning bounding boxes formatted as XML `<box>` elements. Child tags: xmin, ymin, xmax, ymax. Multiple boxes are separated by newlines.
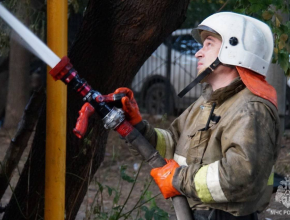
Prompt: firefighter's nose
<box><xmin>195</xmin><ymin>47</ymin><xmax>204</xmax><ymax>58</ymax></box>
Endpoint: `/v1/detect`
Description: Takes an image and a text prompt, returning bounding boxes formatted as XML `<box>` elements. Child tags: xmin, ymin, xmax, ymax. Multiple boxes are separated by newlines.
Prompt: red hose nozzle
<box><xmin>49</xmin><ymin>56</ymin><xmax>73</xmax><ymax>81</ymax></box>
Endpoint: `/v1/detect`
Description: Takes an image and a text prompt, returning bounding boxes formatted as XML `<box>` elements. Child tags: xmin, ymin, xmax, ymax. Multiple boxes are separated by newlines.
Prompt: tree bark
<box><xmin>0</xmin><ymin>57</ymin><xmax>9</xmax><ymax>122</ymax></box>
<box><xmin>3</xmin><ymin>0</ymin><xmax>190</xmax><ymax>219</ymax></box>
<box><xmin>3</xmin><ymin>2</ymin><xmax>31</xmax><ymax>130</ymax></box>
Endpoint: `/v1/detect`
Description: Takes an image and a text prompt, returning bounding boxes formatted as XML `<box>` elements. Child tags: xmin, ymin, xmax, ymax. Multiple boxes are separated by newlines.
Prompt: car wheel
<box><xmin>145</xmin><ymin>83</ymin><xmax>174</xmax><ymax>115</ymax></box>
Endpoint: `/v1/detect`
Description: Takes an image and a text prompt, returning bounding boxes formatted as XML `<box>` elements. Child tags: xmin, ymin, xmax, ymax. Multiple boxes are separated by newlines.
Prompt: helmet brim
<box><xmin>191</xmin><ymin>25</ymin><xmax>219</xmax><ymax>44</ymax></box>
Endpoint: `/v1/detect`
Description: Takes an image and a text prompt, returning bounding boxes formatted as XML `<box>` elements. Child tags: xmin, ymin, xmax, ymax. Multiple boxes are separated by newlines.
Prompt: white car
<box><xmin>131</xmin><ymin>29</ymin><xmax>203</xmax><ymax>115</ymax></box>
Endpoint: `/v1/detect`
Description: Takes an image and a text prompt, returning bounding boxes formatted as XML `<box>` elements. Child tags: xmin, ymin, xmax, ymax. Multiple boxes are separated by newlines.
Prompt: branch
<box><xmin>217</xmin><ymin>0</ymin><xmax>229</xmax><ymax>12</ymax></box>
<box><xmin>0</xmin><ymin>86</ymin><xmax>45</xmax><ymax>200</ymax></box>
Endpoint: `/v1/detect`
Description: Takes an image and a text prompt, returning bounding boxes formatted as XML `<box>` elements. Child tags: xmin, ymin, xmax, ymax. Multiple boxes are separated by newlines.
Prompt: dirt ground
<box><xmin>0</xmin><ymin>114</ymin><xmax>290</xmax><ymax>220</ymax></box>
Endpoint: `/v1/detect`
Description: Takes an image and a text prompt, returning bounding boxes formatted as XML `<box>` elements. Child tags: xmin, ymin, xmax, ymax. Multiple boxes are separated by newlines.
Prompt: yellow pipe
<box><xmin>45</xmin><ymin>0</ymin><xmax>67</xmax><ymax>219</ymax></box>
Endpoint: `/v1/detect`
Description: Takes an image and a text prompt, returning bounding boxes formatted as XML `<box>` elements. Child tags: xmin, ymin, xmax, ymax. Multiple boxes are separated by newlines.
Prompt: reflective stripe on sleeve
<box><xmin>207</xmin><ymin>161</ymin><xmax>228</xmax><ymax>202</ymax></box>
<box><xmin>155</xmin><ymin>129</ymin><xmax>166</xmax><ymax>157</ymax></box>
<box><xmin>194</xmin><ymin>165</ymin><xmax>214</xmax><ymax>203</ymax></box>
<box><xmin>267</xmin><ymin>166</ymin><xmax>274</xmax><ymax>185</ymax></box>
<box><xmin>173</xmin><ymin>153</ymin><xmax>188</xmax><ymax>166</ymax></box>
<box><xmin>194</xmin><ymin>161</ymin><xmax>228</xmax><ymax>203</ymax></box>
<box><xmin>155</xmin><ymin>128</ymin><xmax>174</xmax><ymax>158</ymax></box>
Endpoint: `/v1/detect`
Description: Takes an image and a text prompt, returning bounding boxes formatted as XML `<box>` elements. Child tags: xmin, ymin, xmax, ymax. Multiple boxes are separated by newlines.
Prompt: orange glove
<box><xmin>150</xmin><ymin>159</ymin><xmax>181</xmax><ymax>199</ymax></box>
<box><xmin>113</xmin><ymin>87</ymin><xmax>142</xmax><ymax>126</ymax></box>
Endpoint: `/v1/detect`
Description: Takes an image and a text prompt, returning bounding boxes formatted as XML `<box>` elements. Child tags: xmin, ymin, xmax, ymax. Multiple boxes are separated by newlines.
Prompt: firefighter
<box><xmin>113</xmin><ymin>12</ymin><xmax>280</xmax><ymax>219</ymax></box>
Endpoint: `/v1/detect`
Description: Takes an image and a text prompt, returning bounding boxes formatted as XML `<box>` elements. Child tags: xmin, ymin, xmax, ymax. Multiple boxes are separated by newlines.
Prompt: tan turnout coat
<box><xmin>151</xmin><ymin>78</ymin><xmax>280</xmax><ymax>216</ymax></box>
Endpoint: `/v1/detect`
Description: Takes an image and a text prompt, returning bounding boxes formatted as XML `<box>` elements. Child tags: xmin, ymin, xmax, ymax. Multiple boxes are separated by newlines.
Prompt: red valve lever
<box><xmin>95</xmin><ymin>94</ymin><xmax>114</xmax><ymax>103</ymax></box>
<box><xmin>95</xmin><ymin>93</ymin><xmax>125</xmax><ymax>103</ymax></box>
<box><xmin>73</xmin><ymin>102</ymin><xmax>95</xmax><ymax>138</ymax></box>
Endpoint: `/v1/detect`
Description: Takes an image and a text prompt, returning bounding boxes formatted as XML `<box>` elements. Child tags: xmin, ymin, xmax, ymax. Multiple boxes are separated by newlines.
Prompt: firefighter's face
<box><xmin>195</xmin><ymin>35</ymin><xmax>222</xmax><ymax>75</ymax></box>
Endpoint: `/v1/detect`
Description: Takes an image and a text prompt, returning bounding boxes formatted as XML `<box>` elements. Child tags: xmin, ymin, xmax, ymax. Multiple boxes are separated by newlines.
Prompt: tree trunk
<box><xmin>3</xmin><ymin>2</ymin><xmax>31</xmax><ymax>130</ymax></box>
<box><xmin>3</xmin><ymin>0</ymin><xmax>190</xmax><ymax>219</ymax></box>
<box><xmin>0</xmin><ymin>57</ymin><xmax>9</xmax><ymax>123</ymax></box>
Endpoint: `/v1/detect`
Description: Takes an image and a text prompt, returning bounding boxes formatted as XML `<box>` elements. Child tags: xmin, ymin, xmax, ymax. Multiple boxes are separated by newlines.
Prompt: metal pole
<box><xmin>45</xmin><ymin>0</ymin><xmax>67</xmax><ymax>219</ymax></box>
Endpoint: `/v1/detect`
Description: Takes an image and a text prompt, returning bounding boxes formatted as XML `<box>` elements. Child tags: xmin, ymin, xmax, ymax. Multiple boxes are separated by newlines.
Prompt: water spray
<box><xmin>0</xmin><ymin>3</ymin><xmax>60</xmax><ymax>67</ymax></box>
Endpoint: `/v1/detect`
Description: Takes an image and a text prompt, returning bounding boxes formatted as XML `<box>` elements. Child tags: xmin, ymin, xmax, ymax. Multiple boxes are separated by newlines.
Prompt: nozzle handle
<box><xmin>73</xmin><ymin>102</ymin><xmax>95</xmax><ymax>138</ymax></box>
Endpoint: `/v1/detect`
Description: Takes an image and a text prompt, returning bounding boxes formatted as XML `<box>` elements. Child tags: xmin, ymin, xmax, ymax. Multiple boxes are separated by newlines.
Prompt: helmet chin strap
<box><xmin>178</xmin><ymin>58</ymin><xmax>221</xmax><ymax>98</ymax></box>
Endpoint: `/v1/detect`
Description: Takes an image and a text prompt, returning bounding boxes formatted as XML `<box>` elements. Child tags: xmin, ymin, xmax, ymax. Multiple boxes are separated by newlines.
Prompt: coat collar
<box><xmin>201</xmin><ymin>77</ymin><xmax>245</xmax><ymax>105</ymax></box>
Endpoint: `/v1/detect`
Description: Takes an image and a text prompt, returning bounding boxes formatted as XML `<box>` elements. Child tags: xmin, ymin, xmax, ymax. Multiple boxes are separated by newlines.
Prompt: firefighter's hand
<box><xmin>150</xmin><ymin>159</ymin><xmax>181</xmax><ymax>199</ymax></box>
<box><xmin>113</xmin><ymin>87</ymin><xmax>142</xmax><ymax>126</ymax></box>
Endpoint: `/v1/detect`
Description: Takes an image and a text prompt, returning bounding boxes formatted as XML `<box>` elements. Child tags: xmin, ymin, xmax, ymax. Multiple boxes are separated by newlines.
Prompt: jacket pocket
<box><xmin>186</xmin><ymin>130</ymin><xmax>211</xmax><ymax>165</ymax></box>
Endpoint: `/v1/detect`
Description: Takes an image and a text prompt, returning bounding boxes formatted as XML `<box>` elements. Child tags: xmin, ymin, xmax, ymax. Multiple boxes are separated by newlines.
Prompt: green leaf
<box><xmin>93</xmin><ymin>204</ymin><xmax>101</xmax><ymax>214</ymax></box>
<box><xmin>140</xmin><ymin>205</ymin><xmax>156</xmax><ymax>220</ymax></box>
<box><xmin>95</xmin><ymin>212</ymin><xmax>108</xmax><ymax>220</ymax></box>
<box><xmin>286</xmin><ymin>21</ymin><xmax>290</xmax><ymax>29</ymax></box>
<box><xmin>113</xmin><ymin>205</ymin><xmax>122</xmax><ymax>210</ymax></box>
<box><xmin>106</xmin><ymin>185</ymin><xmax>113</xmax><ymax>196</ymax></box>
<box><xmin>272</xmin><ymin>0</ymin><xmax>284</xmax><ymax>6</ymax></box>
<box><xmin>140</xmin><ymin>194</ymin><xmax>169</xmax><ymax>219</ymax></box>
<box><xmin>279</xmin><ymin>24</ymin><xmax>289</xmax><ymax>33</ymax></box>
<box><xmin>144</xmin><ymin>191</ymin><xmax>157</xmax><ymax>208</ymax></box>
<box><xmin>276</xmin><ymin>16</ymin><xmax>281</xmax><ymax>27</ymax></box>
<box><xmin>265</xmin><ymin>0</ymin><xmax>273</xmax><ymax>5</ymax></box>
<box><xmin>249</xmin><ymin>4</ymin><xmax>266</xmax><ymax>13</ymax></box>
<box><xmin>272</xmin><ymin>26</ymin><xmax>281</xmax><ymax>35</ymax></box>
<box><xmin>141</xmin><ymin>206</ymin><xmax>149</xmax><ymax>213</ymax></box>
<box><xmin>145</xmin><ymin>207</ymin><xmax>156</xmax><ymax>220</ymax></box>
<box><xmin>278</xmin><ymin>50</ymin><xmax>289</xmax><ymax>72</ymax></box>
<box><xmin>113</xmin><ymin>190</ymin><xmax>120</xmax><ymax>204</ymax></box>
<box><xmin>262</xmin><ymin>11</ymin><xmax>273</xmax><ymax>20</ymax></box>
<box><xmin>233</xmin><ymin>8</ymin><xmax>246</xmax><ymax>14</ymax></box>
<box><xmin>279</xmin><ymin>40</ymin><xmax>286</xmax><ymax>50</ymax></box>
<box><xmin>96</xmin><ymin>181</ymin><xmax>104</xmax><ymax>193</ymax></box>
<box><xmin>153</xmin><ymin>213</ymin><xmax>169</xmax><ymax>220</ymax></box>
<box><xmin>120</xmin><ymin>165</ymin><xmax>135</xmax><ymax>183</ymax></box>
<box><xmin>248</xmin><ymin>0</ymin><xmax>261</xmax><ymax>3</ymax></box>
<box><xmin>153</xmin><ymin>207</ymin><xmax>169</xmax><ymax>220</ymax></box>
<box><xmin>109</xmin><ymin>213</ymin><xmax>118</xmax><ymax>220</ymax></box>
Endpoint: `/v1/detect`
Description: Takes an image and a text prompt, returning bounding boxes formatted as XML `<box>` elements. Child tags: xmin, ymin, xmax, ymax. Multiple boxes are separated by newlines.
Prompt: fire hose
<box><xmin>49</xmin><ymin>56</ymin><xmax>193</xmax><ymax>220</ymax></box>
<box><xmin>0</xmin><ymin>3</ymin><xmax>193</xmax><ymax>219</ymax></box>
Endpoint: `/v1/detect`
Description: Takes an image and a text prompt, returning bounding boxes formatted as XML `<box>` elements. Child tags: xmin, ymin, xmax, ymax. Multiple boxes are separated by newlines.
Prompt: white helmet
<box><xmin>191</xmin><ymin>12</ymin><xmax>274</xmax><ymax>76</ymax></box>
